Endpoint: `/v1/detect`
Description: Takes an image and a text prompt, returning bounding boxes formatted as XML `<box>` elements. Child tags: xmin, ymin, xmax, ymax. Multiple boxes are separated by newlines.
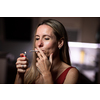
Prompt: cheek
<box><xmin>44</xmin><ymin>41</ymin><xmax>58</xmax><ymax>56</ymax></box>
<box><xmin>45</xmin><ymin>42</ymin><xmax>53</xmax><ymax>48</ymax></box>
<box><xmin>35</xmin><ymin>42</ymin><xmax>37</xmax><ymax>47</ymax></box>
<box><xmin>45</xmin><ymin>41</ymin><xmax>57</xmax><ymax>49</ymax></box>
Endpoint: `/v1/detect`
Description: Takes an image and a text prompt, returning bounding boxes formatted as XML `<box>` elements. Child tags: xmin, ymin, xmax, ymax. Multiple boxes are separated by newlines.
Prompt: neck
<box><xmin>51</xmin><ymin>53</ymin><xmax>62</xmax><ymax>72</ymax></box>
<box><xmin>50</xmin><ymin>53</ymin><xmax>63</xmax><ymax>81</ymax></box>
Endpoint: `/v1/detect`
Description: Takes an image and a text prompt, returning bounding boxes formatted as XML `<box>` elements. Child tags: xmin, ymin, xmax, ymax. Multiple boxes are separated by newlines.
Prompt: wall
<box><xmin>0</xmin><ymin>17</ymin><xmax>39</xmax><ymax>61</ymax></box>
<box><xmin>0</xmin><ymin>17</ymin><xmax>100</xmax><ymax>60</ymax></box>
<box><xmin>81</xmin><ymin>17</ymin><xmax>100</xmax><ymax>43</ymax></box>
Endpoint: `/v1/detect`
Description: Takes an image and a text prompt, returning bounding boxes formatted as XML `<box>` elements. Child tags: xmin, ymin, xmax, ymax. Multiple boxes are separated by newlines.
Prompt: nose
<box><xmin>37</xmin><ymin>39</ymin><xmax>43</xmax><ymax>47</ymax></box>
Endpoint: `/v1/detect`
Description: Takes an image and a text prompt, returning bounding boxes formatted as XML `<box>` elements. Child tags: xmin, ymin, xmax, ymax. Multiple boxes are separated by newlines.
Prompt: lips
<box><xmin>42</xmin><ymin>50</ymin><xmax>46</xmax><ymax>53</ymax></box>
<box><xmin>41</xmin><ymin>50</ymin><xmax>46</xmax><ymax>54</ymax></box>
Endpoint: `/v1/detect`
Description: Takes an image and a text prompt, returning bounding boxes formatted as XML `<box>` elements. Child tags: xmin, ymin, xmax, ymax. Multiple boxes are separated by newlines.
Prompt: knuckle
<box><xmin>36</xmin><ymin>58</ymin><xmax>38</xmax><ymax>61</ymax></box>
<box><xmin>41</xmin><ymin>59</ymin><xmax>44</xmax><ymax>62</ymax></box>
<box><xmin>16</xmin><ymin>61</ymin><xmax>20</xmax><ymax>64</ymax></box>
<box><xmin>24</xmin><ymin>57</ymin><xmax>28</xmax><ymax>60</ymax></box>
<box><xmin>25</xmin><ymin>61</ymin><xmax>28</xmax><ymax>64</ymax></box>
<box><xmin>16</xmin><ymin>65</ymin><xmax>18</xmax><ymax>68</ymax></box>
<box><xmin>44</xmin><ymin>57</ymin><xmax>47</xmax><ymax>60</ymax></box>
<box><xmin>24</xmin><ymin>65</ymin><xmax>27</xmax><ymax>68</ymax></box>
<box><xmin>23</xmin><ymin>57</ymin><xmax>25</xmax><ymax>60</ymax></box>
<box><xmin>16</xmin><ymin>65</ymin><xmax>20</xmax><ymax>69</ymax></box>
<box><xmin>17</xmin><ymin>57</ymin><xmax>20</xmax><ymax>61</ymax></box>
<box><xmin>36</xmin><ymin>62</ymin><xmax>38</xmax><ymax>66</ymax></box>
<box><xmin>17</xmin><ymin>69</ymin><xmax>25</xmax><ymax>73</ymax></box>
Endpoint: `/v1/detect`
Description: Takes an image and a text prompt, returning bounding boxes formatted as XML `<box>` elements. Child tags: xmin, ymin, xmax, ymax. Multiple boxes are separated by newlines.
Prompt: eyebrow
<box><xmin>35</xmin><ymin>35</ymin><xmax>51</xmax><ymax>37</ymax></box>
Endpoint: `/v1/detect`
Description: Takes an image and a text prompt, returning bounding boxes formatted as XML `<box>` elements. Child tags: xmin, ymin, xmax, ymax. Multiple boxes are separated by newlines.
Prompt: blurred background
<box><xmin>0</xmin><ymin>17</ymin><xmax>100</xmax><ymax>84</ymax></box>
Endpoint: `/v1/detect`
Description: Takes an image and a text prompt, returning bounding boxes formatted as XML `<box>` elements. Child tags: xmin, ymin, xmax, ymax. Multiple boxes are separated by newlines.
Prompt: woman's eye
<box><xmin>45</xmin><ymin>38</ymin><xmax>50</xmax><ymax>40</ymax></box>
<box><xmin>36</xmin><ymin>38</ymin><xmax>39</xmax><ymax>40</ymax></box>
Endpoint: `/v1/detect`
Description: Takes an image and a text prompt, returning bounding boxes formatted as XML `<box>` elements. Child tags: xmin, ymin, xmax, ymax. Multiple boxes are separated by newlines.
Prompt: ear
<box><xmin>58</xmin><ymin>37</ymin><xmax>64</xmax><ymax>49</ymax></box>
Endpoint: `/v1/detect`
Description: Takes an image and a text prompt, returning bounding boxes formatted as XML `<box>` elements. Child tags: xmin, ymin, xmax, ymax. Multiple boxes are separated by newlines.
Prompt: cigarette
<box><xmin>29</xmin><ymin>50</ymin><xmax>39</xmax><ymax>52</ymax></box>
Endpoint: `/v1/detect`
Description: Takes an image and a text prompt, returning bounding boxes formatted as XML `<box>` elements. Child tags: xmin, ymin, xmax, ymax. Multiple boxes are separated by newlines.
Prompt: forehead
<box><xmin>36</xmin><ymin>24</ymin><xmax>54</xmax><ymax>36</ymax></box>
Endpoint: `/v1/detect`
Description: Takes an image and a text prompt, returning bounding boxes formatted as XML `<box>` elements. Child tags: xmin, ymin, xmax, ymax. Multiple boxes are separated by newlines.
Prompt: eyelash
<box><xmin>35</xmin><ymin>38</ymin><xmax>50</xmax><ymax>40</ymax></box>
<box><xmin>36</xmin><ymin>38</ymin><xmax>39</xmax><ymax>40</ymax></box>
<box><xmin>45</xmin><ymin>38</ymin><xmax>50</xmax><ymax>40</ymax></box>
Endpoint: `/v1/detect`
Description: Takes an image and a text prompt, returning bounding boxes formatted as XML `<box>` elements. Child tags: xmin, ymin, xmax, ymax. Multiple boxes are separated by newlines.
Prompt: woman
<box><xmin>15</xmin><ymin>19</ymin><xmax>79</xmax><ymax>84</ymax></box>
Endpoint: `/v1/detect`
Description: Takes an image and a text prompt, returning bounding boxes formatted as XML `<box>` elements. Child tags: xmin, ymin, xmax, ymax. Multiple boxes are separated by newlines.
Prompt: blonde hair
<box><xmin>24</xmin><ymin>19</ymin><xmax>71</xmax><ymax>83</ymax></box>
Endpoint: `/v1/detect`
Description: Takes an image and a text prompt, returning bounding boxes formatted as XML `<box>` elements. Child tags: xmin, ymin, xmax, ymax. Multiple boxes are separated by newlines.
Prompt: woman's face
<box><xmin>35</xmin><ymin>24</ymin><xmax>59</xmax><ymax>57</ymax></box>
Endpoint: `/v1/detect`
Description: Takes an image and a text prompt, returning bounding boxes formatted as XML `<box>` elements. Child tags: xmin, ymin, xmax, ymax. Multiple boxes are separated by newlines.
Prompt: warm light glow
<box><xmin>68</xmin><ymin>42</ymin><xmax>100</xmax><ymax>49</ymax></box>
<box><xmin>24</xmin><ymin>51</ymin><xmax>26</xmax><ymax>54</ymax></box>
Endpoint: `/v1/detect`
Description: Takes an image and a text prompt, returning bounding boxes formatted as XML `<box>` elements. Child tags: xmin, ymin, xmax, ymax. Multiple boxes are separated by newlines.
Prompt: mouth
<box><xmin>39</xmin><ymin>49</ymin><xmax>47</xmax><ymax>54</ymax></box>
<box><xmin>42</xmin><ymin>50</ymin><xmax>46</xmax><ymax>54</ymax></box>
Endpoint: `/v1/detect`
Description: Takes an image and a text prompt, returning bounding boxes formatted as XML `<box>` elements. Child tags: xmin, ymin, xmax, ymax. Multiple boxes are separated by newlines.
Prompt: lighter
<box><xmin>23</xmin><ymin>51</ymin><xmax>27</xmax><ymax>57</ymax></box>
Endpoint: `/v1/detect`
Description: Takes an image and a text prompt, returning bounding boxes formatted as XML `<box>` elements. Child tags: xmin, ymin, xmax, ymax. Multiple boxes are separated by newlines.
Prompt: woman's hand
<box><xmin>35</xmin><ymin>47</ymin><xmax>53</xmax><ymax>76</ymax></box>
<box><xmin>16</xmin><ymin>53</ymin><xmax>28</xmax><ymax>73</ymax></box>
<box><xmin>14</xmin><ymin>53</ymin><xmax>28</xmax><ymax>84</ymax></box>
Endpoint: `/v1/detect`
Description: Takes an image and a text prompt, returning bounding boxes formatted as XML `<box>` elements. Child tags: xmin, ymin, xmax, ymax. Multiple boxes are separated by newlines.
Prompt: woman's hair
<box><xmin>24</xmin><ymin>19</ymin><xmax>71</xmax><ymax>84</ymax></box>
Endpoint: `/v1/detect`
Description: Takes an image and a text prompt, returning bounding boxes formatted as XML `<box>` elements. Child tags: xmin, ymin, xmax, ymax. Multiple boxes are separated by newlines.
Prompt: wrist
<box><xmin>42</xmin><ymin>71</ymin><xmax>53</xmax><ymax>84</ymax></box>
<box><xmin>42</xmin><ymin>71</ymin><xmax>51</xmax><ymax>77</ymax></box>
<box><xmin>17</xmin><ymin>71</ymin><xmax>25</xmax><ymax>77</ymax></box>
<box><xmin>14</xmin><ymin>72</ymin><xmax>24</xmax><ymax>84</ymax></box>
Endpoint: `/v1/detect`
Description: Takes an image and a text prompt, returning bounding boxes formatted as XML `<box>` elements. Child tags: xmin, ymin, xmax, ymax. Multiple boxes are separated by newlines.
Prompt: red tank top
<box><xmin>55</xmin><ymin>67</ymin><xmax>74</xmax><ymax>84</ymax></box>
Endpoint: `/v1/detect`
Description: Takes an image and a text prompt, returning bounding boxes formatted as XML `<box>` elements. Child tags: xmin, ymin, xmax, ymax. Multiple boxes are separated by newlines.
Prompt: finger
<box><xmin>37</xmin><ymin>47</ymin><xmax>46</xmax><ymax>58</ymax></box>
<box><xmin>16</xmin><ymin>60</ymin><xmax>28</xmax><ymax>65</ymax></box>
<box><xmin>16</xmin><ymin>64</ymin><xmax>28</xmax><ymax>69</ymax></box>
<box><xmin>36</xmin><ymin>62</ymin><xmax>39</xmax><ymax>67</ymax></box>
<box><xmin>49</xmin><ymin>53</ymin><xmax>53</xmax><ymax>64</ymax></box>
<box><xmin>36</xmin><ymin>57</ymin><xmax>40</xmax><ymax>61</ymax></box>
<box><xmin>35</xmin><ymin>48</ymin><xmax>38</xmax><ymax>51</ymax></box>
<box><xmin>36</xmin><ymin>52</ymin><xmax>43</xmax><ymax>59</ymax></box>
<box><xmin>17</xmin><ymin>57</ymin><xmax>28</xmax><ymax>61</ymax></box>
<box><xmin>17</xmin><ymin>68</ymin><xmax>26</xmax><ymax>73</ymax></box>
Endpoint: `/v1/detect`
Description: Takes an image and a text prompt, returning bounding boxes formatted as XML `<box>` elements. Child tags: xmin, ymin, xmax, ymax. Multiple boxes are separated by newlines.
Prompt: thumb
<box><xmin>49</xmin><ymin>53</ymin><xmax>53</xmax><ymax>64</ymax></box>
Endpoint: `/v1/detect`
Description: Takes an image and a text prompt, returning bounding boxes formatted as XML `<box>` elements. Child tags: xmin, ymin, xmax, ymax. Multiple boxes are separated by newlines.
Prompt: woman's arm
<box><xmin>63</xmin><ymin>67</ymin><xmax>79</xmax><ymax>84</ymax></box>
<box><xmin>35</xmin><ymin>47</ymin><xmax>54</xmax><ymax>84</ymax></box>
<box><xmin>14</xmin><ymin>53</ymin><xmax>28</xmax><ymax>84</ymax></box>
<box><xmin>14</xmin><ymin>72</ymin><xmax>24</xmax><ymax>84</ymax></box>
<box><xmin>42</xmin><ymin>71</ymin><xmax>53</xmax><ymax>84</ymax></box>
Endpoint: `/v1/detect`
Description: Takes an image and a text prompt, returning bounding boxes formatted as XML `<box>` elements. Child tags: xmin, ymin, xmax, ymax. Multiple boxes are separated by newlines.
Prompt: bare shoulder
<box><xmin>63</xmin><ymin>63</ymin><xmax>79</xmax><ymax>84</ymax></box>
<box><xmin>68</xmin><ymin>67</ymin><xmax>79</xmax><ymax>75</ymax></box>
<box><xmin>62</xmin><ymin>62</ymin><xmax>78</xmax><ymax>74</ymax></box>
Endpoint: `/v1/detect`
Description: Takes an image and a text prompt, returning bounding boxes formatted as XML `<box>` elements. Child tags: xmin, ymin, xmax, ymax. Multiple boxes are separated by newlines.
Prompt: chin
<box><xmin>45</xmin><ymin>53</ymin><xmax>49</xmax><ymax>57</ymax></box>
<box><xmin>44</xmin><ymin>52</ymin><xmax>50</xmax><ymax>57</ymax></box>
